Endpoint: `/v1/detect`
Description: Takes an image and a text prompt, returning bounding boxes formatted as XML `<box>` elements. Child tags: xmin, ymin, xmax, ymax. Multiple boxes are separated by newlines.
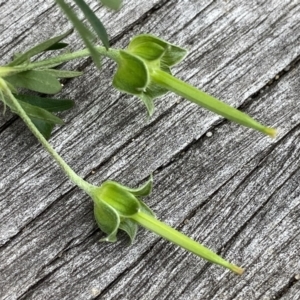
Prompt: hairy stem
<box><xmin>9</xmin><ymin>47</ymin><xmax>120</xmax><ymax>73</ymax></box>
<box><xmin>0</xmin><ymin>77</ymin><xmax>94</xmax><ymax>193</ymax></box>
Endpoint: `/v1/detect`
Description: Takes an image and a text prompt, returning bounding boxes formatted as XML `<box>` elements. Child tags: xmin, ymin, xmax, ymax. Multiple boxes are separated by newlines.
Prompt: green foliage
<box><xmin>16</xmin><ymin>94</ymin><xmax>74</xmax><ymax>112</ymax></box>
<box><xmin>17</xmin><ymin>100</ymin><xmax>64</xmax><ymax>125</ymax></box>
<box><xmin>40</xmin><ymin>69</ymin><xmax>83</xmax><ymax>78</ymax></box>
<box><xmin>0</xmin><ymin>1</ymin><xmax>277</xmax><ymax>275</ymax></box>
<box><xmin>14</xmin><ymin>94</ymin><xmax>74</xmax><ymax>139</ymax></box>
<box><xmin>73</xmin><ymin>0</ymin><xmax>109</xmax><ymax>49</ymax></box>
<box><xmin>46</xmin><ymin>42</ymin><xmax>69</xmax><ymax>51</ymax></box>
<box><xmin>5</xmin><ymin>70</ymin><xmax>63</xmax><ymax>94</ymax></box>
<box><xmin>30</xmin><ymin>119</ymin><xmax>56</xmax><ymax>141</ymax></box>
<box><xmin>0</xmin><ymin>31</ymin><xmax>80</xmax><ymax>139</ymax></box>
<box><xmin>100</xmin><ymin>0</ymin><xmax>122</xmax><ymax>10</ymax></box>
<box><xmin>8</xmin><ymin>29</ymin><xmax>73</xmax><ymax>67</ymax></box>
<box><xmin>55</xmin><ymin>0</ymin><xmax>109</xmax><ymax>68</ymax></box>
<box><xmin>55</xmin><ymin>0</ymin><xmax>101</xmax><ymax>68</ymax></box>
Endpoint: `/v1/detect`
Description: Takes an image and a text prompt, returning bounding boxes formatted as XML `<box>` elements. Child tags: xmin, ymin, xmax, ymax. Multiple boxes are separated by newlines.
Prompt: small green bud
<box><xmin>112</xmin><ymin>34</ymin><xmax>276</xmax><ymax>136</ymax></box>
<box><xmin>112</xmin><ymin>35</ymin><xmax>187</xmax><ymax>116</ymax></box>
<box><xmin>90</xmin><ymin>177</ymin><xmax>154</xmax><ymax>242</ymax></box>
<box><xmin>89</xmin><ymin>176</ymin><xmax>243</xmax><ymax>274</ymax></box>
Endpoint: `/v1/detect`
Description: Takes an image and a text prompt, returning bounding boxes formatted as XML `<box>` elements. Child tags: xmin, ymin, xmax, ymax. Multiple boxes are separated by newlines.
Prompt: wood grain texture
<box><xmin>0</xmin><ymin>0</ymin><xmax>300</xmax><ymax>299</ymax></box>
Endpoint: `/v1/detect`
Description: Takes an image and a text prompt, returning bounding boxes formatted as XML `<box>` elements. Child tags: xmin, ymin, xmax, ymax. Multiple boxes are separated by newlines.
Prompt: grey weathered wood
<box><xmin>1</xmin><ymin>0</ymin><xmax>300</xmax><ymax>299</ymax></box>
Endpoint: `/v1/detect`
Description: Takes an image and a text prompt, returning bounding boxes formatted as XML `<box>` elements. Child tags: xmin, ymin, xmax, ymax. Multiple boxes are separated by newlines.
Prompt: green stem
<box><xmin>8</xmin><ymin>47</ymin><xmax>120</xmax><ymax>73</ymax></box>
<box><xmin>0</xmin><ymin>78</ymin><xmax>94</xmax><ymax>193</ymax></box>
<box><xmin>131</xmin><ymin>211</ymin><xmax>244</xmax><ymax>275</ymax></box>
<box><xmin>151</xmin><ymin>69</ymin><xmax>276</xmax><ymax>138</ymax></box>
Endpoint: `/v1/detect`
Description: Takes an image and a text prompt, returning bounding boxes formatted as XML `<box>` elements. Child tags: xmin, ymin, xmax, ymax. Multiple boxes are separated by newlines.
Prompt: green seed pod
<box><xmin>112</xmin><ymin>34</ymin><xmax>276</xmax><ymax>136</ymax></box>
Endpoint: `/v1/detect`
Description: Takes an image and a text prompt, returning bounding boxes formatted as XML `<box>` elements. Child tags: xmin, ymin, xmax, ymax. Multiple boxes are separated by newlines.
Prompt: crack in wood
<box><xmin>243</xmin><ymin>54</ymin><xmax>300</xmax><ymax>105</ymax></box>
<box><xmin>0</xmin><ymin>185</ymin><xmax>77</xmax><ymax>249</ymax></box>
<box><xmin>12</xmin><ymin>230</ymin><xmax>102</xmax><ymax>299</ymax></box>
<box><xmin>0</xmin><ymin>115</ymin><xmax>17</xmax><ymax>134</ymax></box>
<box><xmin>220</xmin><ymin>123</ymin><xmax>300</xmax><ymax>254</ymax></box>
<box><xmin>153</xmin><ymin>53</ymin><xmax>300</xmax><ymax>177</ymax></box>
<box><xmin>172</xmin><ymin>124</ymin><xmax>300</xmax><ymax>299</ymax></box>
<box><xmin>17</xmin><ymin>260</ymin><xmax>69</xmax><ymax>300</ymax></box>
<box><xmin>1</xmin><ymin>1</ymin><xmax>300</xmax><ymax>298</ymax></box>
<box><xmin>95</xmin><ymin>236</ymin><xmax>174</xmax><ymax>298</ymax></box>
<box><xmin>269</xmin><ymin>275</ymin><xmax>299</xmax><ymax>300</ymax></box>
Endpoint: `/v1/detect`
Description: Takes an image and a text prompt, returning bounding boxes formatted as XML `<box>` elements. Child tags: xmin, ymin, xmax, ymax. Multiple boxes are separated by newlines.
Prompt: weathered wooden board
<box><xmin>0</xmin><ymin>0</ymin><xmax>300</xmax><ymax>299</ymax></box>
